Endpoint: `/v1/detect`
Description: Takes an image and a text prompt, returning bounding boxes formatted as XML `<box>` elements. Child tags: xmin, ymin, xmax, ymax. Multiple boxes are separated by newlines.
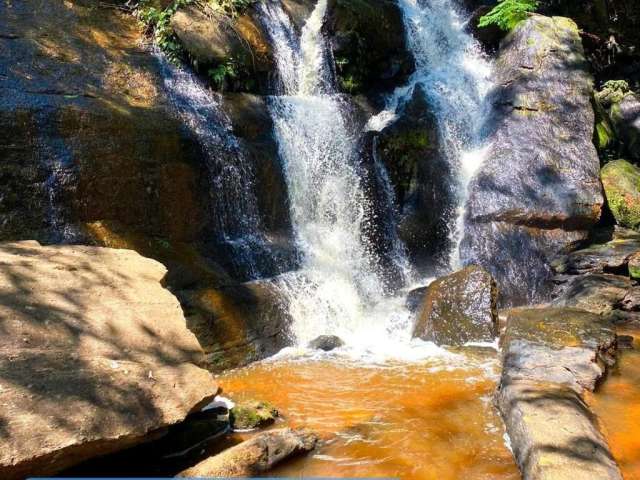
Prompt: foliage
<box><xmin>479</xmin><ymin>0</ymin><xmax>539</xmax><ymax>31</ymax></box>
<box><xmin>206</xmin><ymin>0</ymin><xmax>256</xmax><ymax>17</ymax></box>
<box><xmin>208</xmin><ymin>58</ymin><xmax>238</xmax><ymax>91</ymax></box>
<box><xmin>137</xmin><ymin>0</ymin><xmax>193</xmax><ymax>63</ymax></box>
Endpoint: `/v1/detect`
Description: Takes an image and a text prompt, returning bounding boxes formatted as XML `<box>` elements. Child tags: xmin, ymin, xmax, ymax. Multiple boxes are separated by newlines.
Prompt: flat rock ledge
<box><xmin>0</xmin><ymin>241</ymin><xmax>218</xmax><ymax>479</ymax></box>
<box><xmin>497</xmin><ymin>307</ymin><xmax>622</xmax><ymax>480</ymax></box>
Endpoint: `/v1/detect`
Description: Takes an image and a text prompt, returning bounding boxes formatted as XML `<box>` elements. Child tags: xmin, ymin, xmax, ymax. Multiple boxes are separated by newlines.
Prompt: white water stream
<box><xmin>258</xmin><ymin>0</ymin><xmax>493</xmax><ymax>357</ymax></box>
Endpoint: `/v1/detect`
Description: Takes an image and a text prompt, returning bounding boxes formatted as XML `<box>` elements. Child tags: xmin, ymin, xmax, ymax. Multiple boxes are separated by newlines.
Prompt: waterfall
<box><xmin>259</xmin><ymin>0</ymin><xmax>415</xmax><ymax>350</ymax></box>
<box><xmin>155</xmin><ymin>52</ymin><xmax>278</xmax><ymax>279</ymax></box>
<box><xmin>370</xmin><ymin>0</ymin><xmax>493</xmax><ymax>270</ymax></box>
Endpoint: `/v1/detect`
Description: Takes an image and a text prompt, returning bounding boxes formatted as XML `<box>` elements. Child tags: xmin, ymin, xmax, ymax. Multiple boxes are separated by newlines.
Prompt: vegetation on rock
<box><xmin>479</xmin><ymin>0</ymin><xmax>539</xmax><ymax>31</ymax></box>
<box><xmin>601</xmin><ymin>159</ymin><xmax>640</xmax><ymax>231</ymax></box>
<box><xmin>230</xmin><ymin>400</ymin><xmax>278</xmax><ymax>430</ymax></box>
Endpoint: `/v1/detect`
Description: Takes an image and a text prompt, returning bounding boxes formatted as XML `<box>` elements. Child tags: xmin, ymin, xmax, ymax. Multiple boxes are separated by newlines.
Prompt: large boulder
<box><xmin>460</xmin><ymin>15</ymin><xmax>603</xmax><ymax>305</ymax></box>
<box><xmin>601</xmin><ymin>159</ymin><xmax>640</xmax><ymax>230</ymax></box>
<box><xmin>0</xmin><ymin>241</ymin><xmax>218</xmax><ymax>479</ymax></box>
<box><xmin>497</xmin><ymin>307</ymin><xmax>622</xmax><ymax>479</ymax></box>
<box><xmin>412</xmin><ymin>265</ymin><xmax>498</xmax><ymax>346</ymax></box>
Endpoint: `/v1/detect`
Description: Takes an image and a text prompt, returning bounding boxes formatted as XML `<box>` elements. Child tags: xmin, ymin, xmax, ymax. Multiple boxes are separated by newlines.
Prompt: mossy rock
<box><xmin>230</xmin><ymin>400</ymin><xmax>278</xmax><ymax>430</ymax></box>
<box><xmin>601</xmin><ymin>159</ymin><xmax>640</xmax><ymax>230</ymax></box>
<box><xmin>628</xmin><ymin>251</ymin><xmax>640</xmax><ymax>279</ymax></box>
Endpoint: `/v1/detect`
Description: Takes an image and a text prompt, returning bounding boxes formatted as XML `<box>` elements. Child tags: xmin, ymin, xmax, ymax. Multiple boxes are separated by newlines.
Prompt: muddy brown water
<box><xmin>588</xmin><ymin>327</ymin><xmax>640</xmax><ymax>480</ymax></box>
<box><xmin>219</xmin><ymin>350</ymin><xmax>519</xmax><ymax>479</ymax></box>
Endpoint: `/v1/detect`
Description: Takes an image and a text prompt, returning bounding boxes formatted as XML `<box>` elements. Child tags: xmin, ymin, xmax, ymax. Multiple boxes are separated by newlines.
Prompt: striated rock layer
<box><xmin>461</xmin><ymin>15</ymin><xmax>603</xmax><ymax>305</ymax></box>
<box><xmin>0</xmin><ymin>242</ymin><xmax>218</xmax><ymax>479</ymax></box>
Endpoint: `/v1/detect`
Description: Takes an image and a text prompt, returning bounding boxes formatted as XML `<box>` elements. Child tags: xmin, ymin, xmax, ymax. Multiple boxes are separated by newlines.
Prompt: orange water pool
<box><xmin>219</xmin><ymin>350</ymin><xmax>519</xmax><ymax>479</ymax></box>
<box><xmin>588</xmin><ymin>327</ymin><xmax>640</xmax><ymax>480</ymax></box>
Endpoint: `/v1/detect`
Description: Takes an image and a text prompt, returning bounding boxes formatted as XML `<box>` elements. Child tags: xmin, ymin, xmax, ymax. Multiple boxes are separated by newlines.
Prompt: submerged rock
<box><xmin>461</xmin><ymin>15</ymin><xmax>603</xmax><ymax>305</ymax></box>
<box><xmin>230</xmin><ymin>400</ymin><xmax>279</xmax><ymax>430</ymax></box>
<box><xmin>0</xmin><ymin>242</ymin><xmax>218</xmax><ymax>479</ymax></box>
<box><xmin>601</xmin><ymin>159</ymin><xmax>640</xmax><ymax>230</ymax></box>
<box><xmin>496</xmin><ymin>307</ymin><xmax>622</xmax><ymax>479</ymax></box>
<box><xmin>178</xmin><ymin>428</ymin><xmax>317</xmax><ymax>477</ymax></box>
<box><xmin>308</xmin><ymin>335</ymin><xmax>345</xmax><ymax>351</ymax></box>
<box><xmin>412</xmin><ymin>265</ymin><xmax>498</xmax><ymax>346</ymax></box>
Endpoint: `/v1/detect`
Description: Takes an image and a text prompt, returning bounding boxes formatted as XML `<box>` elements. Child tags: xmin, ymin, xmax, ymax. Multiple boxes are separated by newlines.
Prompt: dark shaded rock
<box><xmin>327</xmin><ymin>0</ymin><xmax>413</xmax><ymax>98</ymax></box>
<box><xmin>0</xmin><ymin>242</ymin><xmax>218</xmax><ymax>480</ymax></box>
<box><xmin>178</xmin><ymin>279</ymin><xmax>290</xmax><ymax>371</ymax></box>
<box><xmin>178</xmin><ymin>428</ymin><xmax>317</xmax><ymax>477</ymax></box>
<box><xmin>230</xmin><ymin>400</ymin><xmax>278</xmax><ymax>430</ymax></box>
<box><xmin>461</xmin><ymin>15</ymin><xmax>604</xmax><ymax>305</ymax></box>
<box><xmin>610</xmin><ymin>93</ymin><xmax>640</xmax><ymax>160</ymax></box>
<box><xmin>551</xmin><ymin>273</ymin><xmax>632</xmax><ymax>315</ymax></box>
<box><xmin>496</xmin><ymin>307</ymin><xmax>622</xmax><ymax>479</ymax></box>
<box><xmin>373</xmin><ymin>85</ymin><xmax>453</xmax><ymax>268</ymax></box>
<box><xmin>308</xmin><ymin>335</ymin><xmax>345</xmax><ymax>351</ymax></box>
<box><xmin>466</xmin><ymin>6</ymin><xmax>504</xmax><ymax>52</ymax></box>
<box><xmin>405</xmin><ymin>286</ymin><xmax>428</xmax><ymax>313</ymax></box>
<box><xmin>412</xmin><ymin>265</ymin><xmax>498</xmax><ymax>346</ymax></box>
<box><xmin>551</xmin><ymin>235</ymin><xmax>640</xmax><ymax>275</ymax></box>
<box><xmin>617</xmin><ymin>334</ymin><xmax>635</xmax><ymax>349</ymax></box>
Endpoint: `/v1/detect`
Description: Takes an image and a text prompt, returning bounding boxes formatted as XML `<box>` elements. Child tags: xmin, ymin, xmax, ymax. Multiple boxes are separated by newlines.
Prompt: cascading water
<box><xmin>259</xmin><ymin>0</ymin><xmax>416</xmax><ymax>351</ymax></box>
<box><xmin>370</xmin><ymin>0</ymin><xmax>493</xmax><ymax>270</ymax></box>
<box><xmin>155</xmin><ymin>52</ymin><xmax>278</xmax><ymax>279</ymax></box>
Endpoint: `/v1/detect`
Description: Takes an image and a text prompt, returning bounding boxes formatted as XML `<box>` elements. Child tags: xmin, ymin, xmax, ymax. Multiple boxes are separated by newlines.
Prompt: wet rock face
<box><xmin>373</xmin><ymin>85</ymin><xmax>454</xmax><ymax>269</ymax></box>
<box><xmin>0</xmin><ymin>242</ymin><xmax>218</xmax><ymax>479</ymax></box>
<box><xmin>601</xmin><ymin>159</ymin><xmax>640</xmax><ymax>230</ymax></box>
<box><xmin>551</xmin><ymin>273</ymin><xmax>632</xmax><ymax>315</ymax></box>
<box><xmin>412</xmin><ymin>265</ymin><xmax>498</xmax><ymax>346</ymax></box>
<box><xmin>497</xmin><ymin>307</ymin><xmax>622</xmax><ymax>480</ymax></box>
<box><xmin>0</xmin><ymin>0</ymin><xmax>212</xmax><ymax>244</ymax></box>
<box><xmin>461</xmin><ymin>15</ymin><xmax>603</xmax><ymax>305</ymax></box>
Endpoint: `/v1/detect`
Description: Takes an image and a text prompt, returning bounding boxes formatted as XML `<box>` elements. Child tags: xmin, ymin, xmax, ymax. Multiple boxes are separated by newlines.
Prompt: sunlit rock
<box><xmin>496</xmin><ymin>307</ymin><xmax>622</xmax><ymax>479</ymax></box>
<box><xmin>602</xmin><ymin>159</ymin><xmax>640</xmax><ymax>230</ymax></box>
<box><xmin>0</xmin><ymin>241</ymin><xmax>217</xmax><ymax>479</ymax></box>
<box><xmin>461</xmin><ymin>14</ymin><xmax>603</xmax><ymax>305</ymax></box>
<box><xmin>412</xmin><ymin>265</ymin><xmax>498</xmax><ymax>346</ymax></box>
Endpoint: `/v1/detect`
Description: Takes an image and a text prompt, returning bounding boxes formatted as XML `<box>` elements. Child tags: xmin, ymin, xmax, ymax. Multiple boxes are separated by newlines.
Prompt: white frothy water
<box><xmin>370</xmin><ymin>0</ymin><xmax>494</xmax><ymax>270</ymax></box>
<box><xmin>260</xmin><ymin>0</ymin><xmax>417</xmax><ymax>352</ymax></box>
<box><xmin>257</xmin><ymin>0</ymin><xmax>494</xmax><ymax>359</ymax></box>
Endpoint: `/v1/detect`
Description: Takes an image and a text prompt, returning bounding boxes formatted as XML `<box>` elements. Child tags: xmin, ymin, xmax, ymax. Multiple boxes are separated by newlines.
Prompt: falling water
<box><xmin>370</xmin><ymin>0</ymin><xmax>493</xmax><ymax>270</ymax></box>
<box><xmin>259</xmin><ymin>0</ymin><xmax>415</xmax><ymax>350</ymax></box>
<box><xmin>155</xmin><ymin>52</ymin><xmax>278</xmax><ymax>279</ymax></box>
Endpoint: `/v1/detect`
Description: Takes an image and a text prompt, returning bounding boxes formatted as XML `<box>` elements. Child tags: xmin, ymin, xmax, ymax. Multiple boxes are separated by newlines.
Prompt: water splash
<box><xmin>370</xmin><ymin>0</ymin><xmax>493</xmax><ymax>270</ymax></box>
<box><xmin>259</xmin><ymin>0</ymin><xmax>415</xmax><ymax>349</ymax></box>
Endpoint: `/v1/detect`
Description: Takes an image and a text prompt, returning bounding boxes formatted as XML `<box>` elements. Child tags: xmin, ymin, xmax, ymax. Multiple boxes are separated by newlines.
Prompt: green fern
<box><xmin>478</xmin><ymin>0</ymin><xmax>539</xmax><ymax>31</ymax></box>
